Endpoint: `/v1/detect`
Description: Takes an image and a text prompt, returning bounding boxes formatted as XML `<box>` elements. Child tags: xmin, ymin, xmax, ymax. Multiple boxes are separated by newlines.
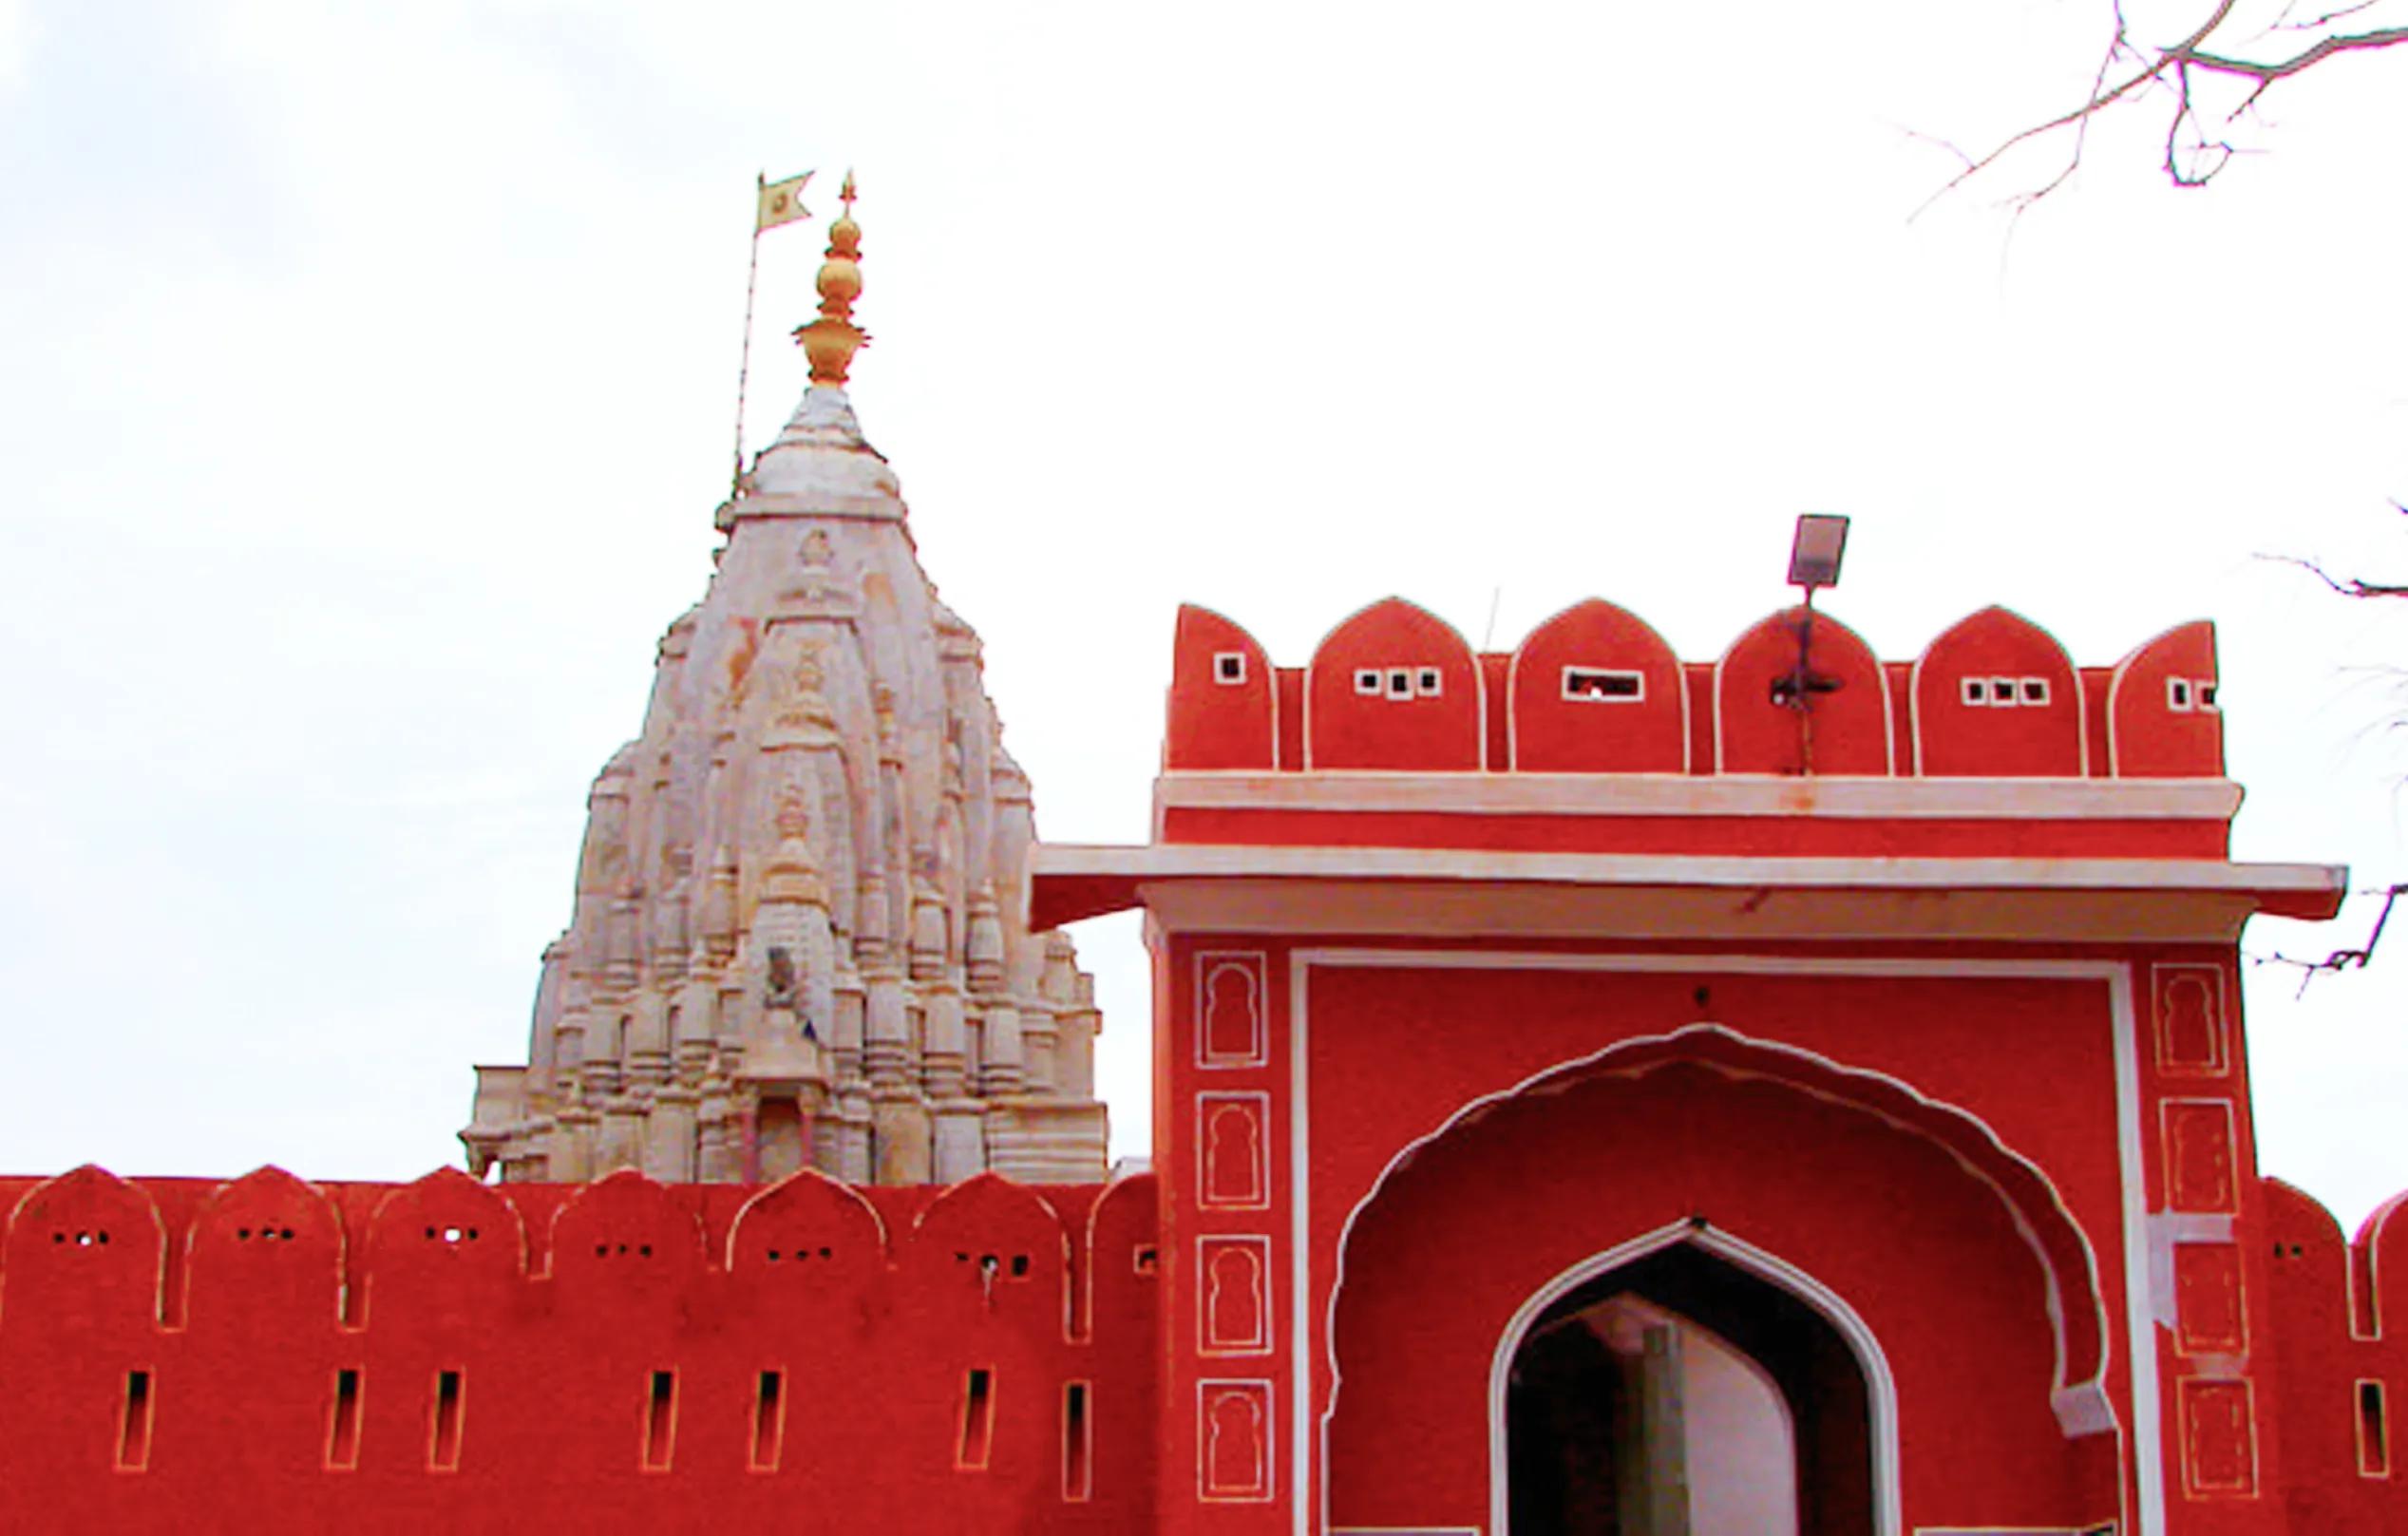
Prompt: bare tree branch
<box><xmin>1924</xmin><ymin>0</ymin><xmax>2408</xmax><ymax>206</ymax></box>
<box><xmin>2268</xmin><ymin>0</ymin><xmax>2387</xmax><ymax>35</ymax></box>
<box><xmin>2256</xmin><ymin>501</ymin><xmax>2408</xmax><ymax>598</ymax></box>
<box><xmin>2253</xmin><ymin>883</ymin><xmax>2407</xmax><ymax>995</ymax></box>
<box><xmin>2188</xmin><ymin>23</ymin><xmax>2408</xmax><ymax>77</ymax></box>
<box><xmin>2258</xmin><ymin>554</ymin><xmax>2408</xmax><ymax>598</ymax></box>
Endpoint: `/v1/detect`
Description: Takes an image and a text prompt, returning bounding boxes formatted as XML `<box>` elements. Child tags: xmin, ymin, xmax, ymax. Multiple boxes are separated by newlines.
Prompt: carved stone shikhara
<box><xmin>461</xmin><ymin>372</ymin><xmax>1106</xmax><ymax>1186</ymax></box>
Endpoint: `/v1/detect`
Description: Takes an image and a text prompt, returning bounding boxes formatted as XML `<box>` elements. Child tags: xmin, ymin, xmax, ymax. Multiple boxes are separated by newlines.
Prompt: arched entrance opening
<box><xmin>1506</xmin><ymin>1241</ymin><xmax>1871</xmax><ymax>1536</ymax></box>
<box><xmin>1324</xmin><ymin>1027</ymin><xmax>2117</xmax><ymax>1533</ymax></box>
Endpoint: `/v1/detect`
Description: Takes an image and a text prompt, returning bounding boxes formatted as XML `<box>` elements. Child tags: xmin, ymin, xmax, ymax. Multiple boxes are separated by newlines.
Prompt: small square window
<box><xmin>1959</xmin><ymin>677</ymin><xmax>1987</xmax><ymax>707</ymax></box>
<box><xmin>2168</xmin><ymin>677</ymin><xmax>2193</xmax><ymax>712</ymax></box>
<box><xmin>1416</xmin><ymin>668</ymin><xmax>1443</xmax><ymax>697</ymax></box>
<box><xmin>1213</xmin><ymin>652</ymin><xmax>1246</xmax><ymax>685</ymax></box>
<box><xmin>2198</xmin><ymin>680</ymin><xmax>2219</xmax><ymax>712</ymax></box>
<box><xmin>1386</xmin><ymin>669</ymin><xmax>1413</xmax><ymax>699</ymax></box>
<box><xmin>2020</xmin><ymin>677</ymin><xmax>2051</xmax><ymax>706</ymax></box>
<box><xmin>1990</xmin><ymin>676</ymin><xmax>2019</xmax><ymax>708</ymax></box>
<box><xmin>1355</xmin><ymin>669</ymin><xmax>1382</xmax><ymax>696</ymax></box>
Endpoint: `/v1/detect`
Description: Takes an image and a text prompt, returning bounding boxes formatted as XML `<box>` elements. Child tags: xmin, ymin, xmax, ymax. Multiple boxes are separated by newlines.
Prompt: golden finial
<box><xmin>795</xmin><ymin>169</ymin><xmax>868</xmax><ymax>387</ymax></box>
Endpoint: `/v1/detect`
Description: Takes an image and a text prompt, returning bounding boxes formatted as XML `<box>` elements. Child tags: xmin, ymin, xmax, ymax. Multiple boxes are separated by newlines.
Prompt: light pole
<box><xmin>1772</xmin><ymin>514</ymin><xmax>1850</xmax><ymax>773</ymax></box>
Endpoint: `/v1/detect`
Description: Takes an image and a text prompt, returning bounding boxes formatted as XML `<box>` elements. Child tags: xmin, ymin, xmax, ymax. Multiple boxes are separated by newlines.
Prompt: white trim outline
<box><xmin>1151</xmin><ymin>770</ymin><xmax>2243</xmax><ymax>822</ymax></box>
<box><xmin>1170</xmin><ymin>604</ymin><xmax>1279</xmax><ymax>770</ymax></box>
<box><xmin>2167</xmin><ymin>1239</ymin><xmax>2249</xmax><ymax>1357</ymax></box>
<box><xmin>1199</xmin><ymin>1234</ymin><xmax>1276</xmax><ymax>1356</ymax></box>
<box><xmin>1502</xmin><ymin>598</ymin><xmax>1693</xmax><ymax>774</ymax></box>
<box><xmin>1198</xmin><ymin>1377</ymin><xmax>1277</xmax><ymax>1503</ymax></box>
<box><xmin>1484</xmin><ymin>1220</ymin><xmax>1902</xmax><ymax>1536</ymax></box>
<box><xmin>1905</xmin><ymin>606</ymin><xmax>2088</xmax><ymax>778</ymax></box>
<box><xmin>2357</xmin><ymin>1188</ymin><xmax>2408</xmax><ymax>1341</ymax></box>
<box><xmin>2147</xmin><ymin>963</ymin><xmax>2228</xmax><ymax>1078</ymax></box>
<box><xmin>910</xmin><ymin>1172</ymin><xmax>1077</xmax><ymax>1345</ymax></box>
<box><xmin>2156</xmin><ymin>1097</ymin><xmax>2242</xmax><ymax>1216</ymax></box>
<box><xmin>1080</xmin><ymin>1169</ymin><xmax>1158</xmax><ymax>1342</ymax></box>
<box><xmin>2</xmin><ymin>1165</ymin><xmax>177</xmax><ymax>1327</ymax></box>
<box><xmin>1560</xmin><ymin>665</ymin><xmax>1646</xmax><ymax>702</ymax></box>
<box><xmin>1195</xmin><ymin>951</ymin><xmax>1270</xmax><ymax>1070</ymax></box>
<box><xmin>2173</xmin><ymin>1375</ymin><xmax>2261</xmax><ymax>1498</ymax></box>
<box><xmin>1301</xmin><ymin>597</ymin><xmax>1488</xmax><ymax>772</ymax></box>
<box><xmin>1285</xmin><ymin>951</ymin><xmax>2156</xmax><ymax>1536</ymax></box>
<box><xmin>724</xmin><ymin>1165</ymin><xmax>891</xmax><ymax>1270</ymax></box>
<box><xmin>2105</xmin><ymin>620</ymin><xmax>2215</xmax><ymax>778</ymax></box>
<box><xmin>1199</xmin><ymin>1091</ymin><xmax>1273</xmax><ymax>1213</ymax></box>
<box><xmin>1711</xmin><ymin>605</ymin><xmax>1898</xmax><ymax>776</ymax></box>
<box><xmin>2356</xmin><ymin>1376</ymin><xmax>2391</xmax><ymax>1478</ymax></box>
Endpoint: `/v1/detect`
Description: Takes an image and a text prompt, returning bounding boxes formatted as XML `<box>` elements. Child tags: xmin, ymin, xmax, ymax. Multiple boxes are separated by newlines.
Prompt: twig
<box><xmin>1920</xmin><ymin>0</ymin><xmax>2408</xmax><ymax>206</ymax></box>
<box><xmin>2256</xmin><ymin>552</ymin><xmax>2408</xmax><ymax>600</ymax></box>
<box><xmin>2252</xmin><ymin>883</ymin><xmax>2407</xmax><ymax>996</ymax></box>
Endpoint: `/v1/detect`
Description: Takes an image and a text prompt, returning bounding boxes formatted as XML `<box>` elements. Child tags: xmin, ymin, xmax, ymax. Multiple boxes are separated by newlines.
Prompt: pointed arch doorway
<box><xmin>1503</xmin><ymin>1237</ymin><xmax>1875</xmax><ymax>1536</ymax></box>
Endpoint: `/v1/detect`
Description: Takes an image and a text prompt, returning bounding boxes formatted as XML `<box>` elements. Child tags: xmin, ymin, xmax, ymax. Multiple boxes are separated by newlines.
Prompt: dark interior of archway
<box><xmin>1507</xmin><ymin>1242</ymin><xmax>1872</xmax><ymax>1536</ymax></box>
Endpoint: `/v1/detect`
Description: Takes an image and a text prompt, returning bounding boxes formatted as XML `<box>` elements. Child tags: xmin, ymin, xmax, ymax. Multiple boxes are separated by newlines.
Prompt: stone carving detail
<box><xmin>461</xmin><ymin>370</ymin><xmax>1107</xmax><ymax>1185</ymax></box>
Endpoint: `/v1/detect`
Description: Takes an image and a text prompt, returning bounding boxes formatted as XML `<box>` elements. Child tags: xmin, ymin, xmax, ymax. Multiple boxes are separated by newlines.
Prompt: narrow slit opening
<box><xmin>642</xmin><ymin>1370</ymin><xmax>677</xmax><ymax>1471</ymax></box>
<box><xmin>750</xmin><ymin>1370</ymin><xmax>785</xmax><ymax>1472</ymax></box>
<box><xmin>327</xmin><ymin>1368</ymin><xmax>363</xmax><ymax>1470</ymax></box>
<box><xmin>1062</xmin><ymin>1380</ymin><xmax>1091</xmax><ymax>1502</ymax></box>
<box><xmin>429</xmin><ymin>1369</ymin><xmax>464</xmax><ymax>1470</ymax></box>
<box><xmin>2361</xmin><ymin>1379</ymin><xmax>2391</xmax><ymax>1477</ymax></box>
<box><xmin>117</xmin><ymin>1370</ymin><xmax>154</xmax><ymax>1471</ymax></box>
<box><xmin>958</xmin><ymin>1367</ymin><xmax>995</xmax><ymax>1470</ymax></box>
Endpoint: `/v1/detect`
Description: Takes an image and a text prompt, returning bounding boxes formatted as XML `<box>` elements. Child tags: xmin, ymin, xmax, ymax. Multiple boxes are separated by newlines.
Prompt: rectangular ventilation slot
<box><xmin>2361</xmin><ymin>1379</ymin><xmax>2391</xmax><ymax>1477</ymax></box>
<box><xmin>1564</xmin><ymin>667</ymin><xmax>1643</xmax><ymax>702</ymax></box>
<box><xmin>1062</xmin><ymin>1381</ymin><xmax>1092</xmax><ymax>1502</ymax></box>
<box><xmin>642</xmin><ymin>1370</ymin><xmax>677</xmax><ymax>1471</ymax></box>
<box><xmin>958</xmin><ymin>1367</ymin><xmax>995</xmax><ymax>1470</ymax></box>
<box><xmin>327</xmin><ymin>1369</ymin><xmax>362</xmax><ymax>1470</ymax></box>
<box><xmin>750</xmin><ymin>1371</ymin><xmax>785</xmax><ymax>1472</ymax></box>
<box><xmin>117</xmin><ymin>1370</ymin><xmax>154</xmax><ymax>1471</ymax></box>
<box><xmin>429</xmin><ymin>1369</ymin><xmax>464</xmax><ymax>1471</ymax></box>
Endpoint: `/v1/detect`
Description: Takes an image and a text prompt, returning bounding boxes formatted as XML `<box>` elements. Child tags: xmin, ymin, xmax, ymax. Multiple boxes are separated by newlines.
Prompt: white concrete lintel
<box><xmin>1153</xmin><ymin>771</ymin><xmax>2244</xmax><ymax>826</ymax></box>
<box><xmin>1032</xmin><ymin>843</ymin><xmax>2345</xmax><ymax>940</ymax></box>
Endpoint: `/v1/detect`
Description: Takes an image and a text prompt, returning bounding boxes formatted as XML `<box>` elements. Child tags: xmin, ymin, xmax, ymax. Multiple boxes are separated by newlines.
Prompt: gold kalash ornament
<box><xmin>795</xmin><ymin>171</ymin><xmax>868</xmax><ymax>388</ymax></box>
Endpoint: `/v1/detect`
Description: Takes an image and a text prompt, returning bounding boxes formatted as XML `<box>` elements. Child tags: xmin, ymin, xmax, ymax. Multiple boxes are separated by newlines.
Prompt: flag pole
<box><xmin>731</xmin><ymin>172</ymin><xmax>766</xmax><ymax>499</ymax></box>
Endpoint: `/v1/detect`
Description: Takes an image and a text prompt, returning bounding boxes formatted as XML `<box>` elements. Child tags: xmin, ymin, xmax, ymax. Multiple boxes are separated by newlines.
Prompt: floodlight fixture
<box><xmin>1788</xmin><ymin>513</ymin><xmax>1850</xmax><ymax>593</ymax></box>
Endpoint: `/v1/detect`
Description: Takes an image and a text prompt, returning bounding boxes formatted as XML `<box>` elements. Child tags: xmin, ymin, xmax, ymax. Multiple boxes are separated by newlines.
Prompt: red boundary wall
<box><xmin>0</xmin><ymin>1166</ymin><xmax>1160</xmax><ymax>1535</ymax></box>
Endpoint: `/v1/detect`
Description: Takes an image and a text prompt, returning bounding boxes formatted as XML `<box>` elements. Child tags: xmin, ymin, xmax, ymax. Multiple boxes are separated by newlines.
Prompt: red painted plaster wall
<box><xmin>1715</xmin><ymin>608</ymin><xmax>1892</xmax><ymax>774</ymax></box>
<box><xmin>0</xmin><ymin>1167</ymin><xmax>1160</xmax><ymax>1535</ymax></box>
<box><xmin>2112</xmin><ymin>621</ymin><xmax>2227</xmax><ymax>778</ymax></box>
<box><xmin>1508</xmin><ymin>598</ymin><xmax>1687</xmax><ymax>772</ymax></box>
<box><xmin>1912</xmin><ymin>606</ymin><xmax>2086</xmax><ymax>777</ymax></box>
<box><xmin>1304</xmin><ymin>598</ymin><xmax>1483</xmax><ymax>770</ymax></box>
<box><xmin>1166</xmin><ymin>605</ymin><xmax>1276</xmax><ymax>771</ymax></box>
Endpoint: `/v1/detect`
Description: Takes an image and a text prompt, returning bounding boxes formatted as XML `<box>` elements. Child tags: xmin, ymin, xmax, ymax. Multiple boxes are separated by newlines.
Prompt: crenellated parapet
<box><xmin>2259</xmin><ymin>1178</ymin><xmax>2408</xmax><ymax>1526</ymax></box>
<box><xmin>1031</xmin><ymin>595</ymin><xmax>2331</xmax><ymax>936</ymax></box>
<box><xmin>1164</xmin><ymin>597</ymin><xmax>2226</xmax><ymax>781</ymax></box>
<box><xmin>0</xmin><ymin>1163</ymin><xmax>1159</xmax><ymax>1532</ymax></box>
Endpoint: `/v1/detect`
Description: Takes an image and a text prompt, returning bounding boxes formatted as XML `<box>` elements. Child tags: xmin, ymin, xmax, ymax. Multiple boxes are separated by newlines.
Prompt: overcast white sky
<box><xmin>2</xmin><ymin>1</ymin><xmax>2402</xmax><ymax>1228</ymax></box>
